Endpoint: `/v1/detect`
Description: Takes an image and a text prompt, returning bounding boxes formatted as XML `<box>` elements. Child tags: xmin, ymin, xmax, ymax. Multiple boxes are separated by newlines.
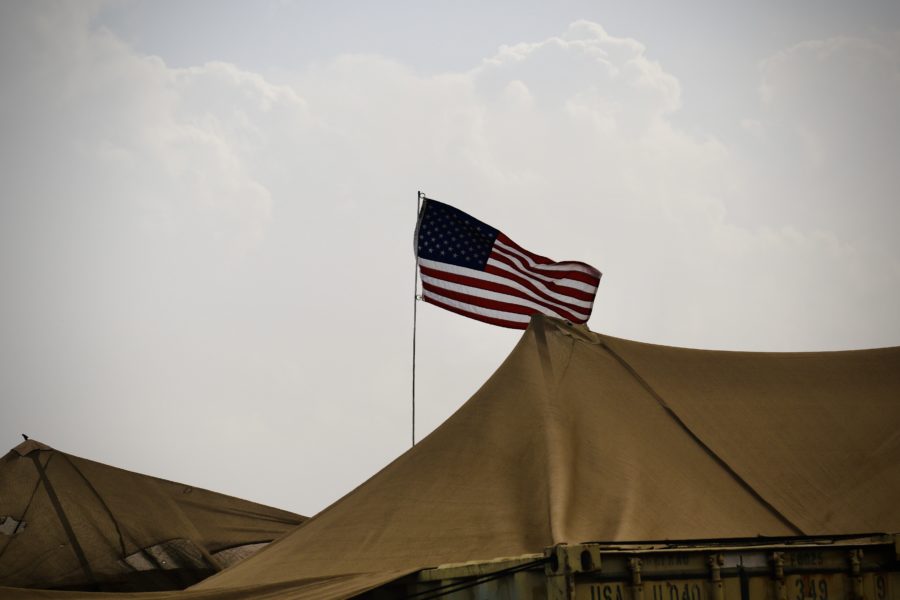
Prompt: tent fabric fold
<box><xmin>0</xmin><ymin>441</ymin><xmax>305</xmax><ymax>592</ymax></box>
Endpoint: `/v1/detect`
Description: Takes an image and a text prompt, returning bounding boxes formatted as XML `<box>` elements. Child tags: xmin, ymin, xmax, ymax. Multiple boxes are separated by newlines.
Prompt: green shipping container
<box><xmin>372</xmin><ymin>535</ymin><xmax>898</xmax><ymax>600</ymax></box>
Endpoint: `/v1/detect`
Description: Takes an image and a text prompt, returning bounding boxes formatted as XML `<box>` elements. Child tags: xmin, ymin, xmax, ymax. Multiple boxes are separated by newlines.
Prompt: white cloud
<box><xmin>753</xmin><ymin>32</ymin><xmax>900</xmax><ymax>245</ymax></box>
<box><xmin>1</xmin><ymin>4</ymin><xmax>898</xmax><ymax>515</ymax></box>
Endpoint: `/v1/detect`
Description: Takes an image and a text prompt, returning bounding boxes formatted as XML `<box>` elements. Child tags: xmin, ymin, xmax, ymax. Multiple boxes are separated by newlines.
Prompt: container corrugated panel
<box><xmin>365</xmin><ymin>534</ymin><xmax>899</xmax><ymax>600</ymax></box>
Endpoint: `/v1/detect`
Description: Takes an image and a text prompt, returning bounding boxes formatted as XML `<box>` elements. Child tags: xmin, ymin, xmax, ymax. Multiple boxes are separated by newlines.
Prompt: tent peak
<box><xmin>529</xmin><ymin>314</ymin><xmax>600</xmax><ymax>344</ymax></box>
<box><xmin>11</xmin><ymin>439</ymin><xmax>52</xmax><ymax>456</ymax></box>
<box><xmin>532</xmin><ymin>314</ymin><xmax>900</xmax><ymax>355</ymax></box>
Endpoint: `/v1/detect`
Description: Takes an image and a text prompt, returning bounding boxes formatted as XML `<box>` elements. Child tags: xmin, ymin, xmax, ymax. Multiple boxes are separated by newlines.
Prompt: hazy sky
<box><xmin>2</xmin><ymin>0</ymin><xmax>899</xmax><ymax>515</ymax></box>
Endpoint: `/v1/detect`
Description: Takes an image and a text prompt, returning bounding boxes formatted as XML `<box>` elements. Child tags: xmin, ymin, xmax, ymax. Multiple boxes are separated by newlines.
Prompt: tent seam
<box><xmin>58</xmin><ymin>453</ymin><xmax>130</xmax><ymax>560</ymax></box>
<box><xmin>28</xmin><ymin>452</ymin><xmax>99</xmax><ymax>584</ymax></box>
<box><xmin>597</xmin><ymin>338</ymin><xmax>806</xmax><ymax>536</ymax></box>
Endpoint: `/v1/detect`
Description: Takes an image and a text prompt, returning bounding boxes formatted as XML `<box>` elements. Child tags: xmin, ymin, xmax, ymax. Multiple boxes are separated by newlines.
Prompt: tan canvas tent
<box><xmin>0</xmin><ymin>440</ymin><xmax>304</xmax><ymax>592</ymax></box>
<box><xmin>2</xmin><ymin>315</ymin><xmax>898</xmax><ymax>599</ymax></box>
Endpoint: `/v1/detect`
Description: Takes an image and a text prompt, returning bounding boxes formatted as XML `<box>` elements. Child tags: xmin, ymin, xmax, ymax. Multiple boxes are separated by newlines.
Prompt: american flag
<box><xmin>415</xmin><ymin>198</ymin><xmax>601</xmax><ymax>329</ymax></box>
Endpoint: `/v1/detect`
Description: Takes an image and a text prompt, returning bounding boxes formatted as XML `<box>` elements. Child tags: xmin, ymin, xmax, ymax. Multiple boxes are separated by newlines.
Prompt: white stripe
<box><xmin>487</xmin><ymin>256</ymin><xmax>597</xmax><ymax>300</ymax></box>
<box><xmin>418</xmin><ymin>258</ymin><xmax>593</xmax><ymax>311</ymax></box>
<box><xmin>420</xmin><ymin>273</ymin><xmax>590</xmax><ymax>322</ymax></box>
<box><xmin>422</xmin><ymin>289</ymin><xmax>532</xmax><ymax>324</ymax></box>
<box><xmin>494</xmin><ymin>239</ymin><xmax>601</xmax><ymax>277</ymax></box>
<box><xmin>491</xmin><ymin>245</ymin><xmax>599</xmax><ymax>294</ymax></box>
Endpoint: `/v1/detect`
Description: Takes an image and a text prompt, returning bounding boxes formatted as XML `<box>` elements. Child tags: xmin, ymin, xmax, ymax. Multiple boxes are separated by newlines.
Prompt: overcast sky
<box><xmin>2</xmin><ymin>0</ymin><xmax>899</xmax><ymax>516</ymax></box>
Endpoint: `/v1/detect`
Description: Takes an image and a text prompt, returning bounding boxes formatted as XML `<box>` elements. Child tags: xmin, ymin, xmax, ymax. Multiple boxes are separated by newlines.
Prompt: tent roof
<box><xmin>0</xmin><ymin>440</ymin><xmax>304</xmax><ymax>591</ymax></box>
<box><xmin>3</xmin><ymin>315</ymin><xmax>898</xmax><ymax>600</ymax></box>
<box><xmin>192</xmin><ymin>316</ymin><xmax>900</xmax><ymax>597</ymax></box>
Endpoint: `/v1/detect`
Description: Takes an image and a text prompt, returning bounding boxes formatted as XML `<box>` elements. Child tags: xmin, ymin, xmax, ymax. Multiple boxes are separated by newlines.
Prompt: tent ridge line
<box><xmin>57</xmin><ymin>453</ymin><xmax>131</xmax><ymax>560</ymax></box>
<box><xmin>28</xmin><ymin>452</ymin><xmax>98</xmax><ymax>585</ymax></box>
<box><xmin>596</xmin><ymin>339</ymin><xmax>806</xmax><ymax>536</ymax></box>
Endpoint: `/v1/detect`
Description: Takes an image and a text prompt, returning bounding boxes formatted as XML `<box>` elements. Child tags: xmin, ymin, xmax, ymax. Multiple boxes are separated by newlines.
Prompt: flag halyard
<box><xmin>415</xmin><ymin>198</ymin><xmax>601</xmax><ymax>329</ymax></box>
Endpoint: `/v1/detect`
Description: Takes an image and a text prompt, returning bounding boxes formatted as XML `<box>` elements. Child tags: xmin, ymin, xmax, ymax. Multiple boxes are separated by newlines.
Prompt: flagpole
<box><xmin>412</xmin><ymin>190</ymin><xmax>424</xmax><ymax>447</ymax></box>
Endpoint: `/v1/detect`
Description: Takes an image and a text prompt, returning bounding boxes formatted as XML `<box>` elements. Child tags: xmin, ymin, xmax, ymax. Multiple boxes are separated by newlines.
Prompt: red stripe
<box><xmin>487</xmin><ymin>253</ymin><xmax>597</xmax><ymax>302</ymax></box>
<box><xmin>423</xmin><ymin>283</ymin><xmax>540</xmax><ymax>317</ymax></box>
<box><xmin>492</xmin><ymin>244</ymin><xmax>601</xmax><ymax>285</ymax></box>
<box><xmin>492</xmin><ymin>247</ymin><xmax>601</xmax><ymax>287</ymax></box>
<box><xmin>419</xmin><ymin>265</ymin><xmax>587</xmax><ymax>318</ymax></box>
<box><xmin>422</xmin><ymin>282</ymin><xmax>590</xmax><ymax>325</ymax></box>
<box><xmin>422</xmin><ymin>295</ymin><xmax>528</xmax><ymax>329</ymax></box>
<box><xmin>496</xmin><ymin>232</ymin><xmax>554</xmax><ymax>265</ymax></box>
<box><xmin>494</xmin><ymin>234</ymin><xmax>601</xmax><ymax>285</ymax></box>
<box><xmin>420</xmin><ymin>275</ymin><xmax>584</xmax><ymax>323</ymax></box>
<box><xmin>536</xmin><ymin>264</ymin><xmax>600</xmax><ymax>286</ymax></box>
<box><xmin>486</xmin><ymin>257</ymin><xmax>596</xmax><ymax>304</ymax></box>
<box><xmin>496</xmin><ymin>233</ymin><xmax>601</xmax><ymax>282</ymax></box>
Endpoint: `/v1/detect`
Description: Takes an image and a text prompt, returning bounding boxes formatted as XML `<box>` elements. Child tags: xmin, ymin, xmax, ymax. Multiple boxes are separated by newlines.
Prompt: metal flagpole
<box><xmin>412</xmin><ymin>190</ymin><xmax>424</xmax><ymax>447</ymax></box>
